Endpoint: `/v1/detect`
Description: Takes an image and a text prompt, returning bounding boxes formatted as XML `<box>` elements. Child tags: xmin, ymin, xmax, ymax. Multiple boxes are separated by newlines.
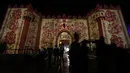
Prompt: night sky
<box><xmin>0</xmin><ymin>0</ymin><xmax>129</xmax><ymax>26</ymax></box>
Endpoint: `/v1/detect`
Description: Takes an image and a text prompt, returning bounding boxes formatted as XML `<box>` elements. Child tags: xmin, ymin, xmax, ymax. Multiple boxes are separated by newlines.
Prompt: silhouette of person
<box><xmin>0</xmin><ymin>41</ymin><xmax>7</xmax><ymax>54</ymax></box>
<box><xmin>116</xmin><ymin>46</ymin><xmax>126</xmax><ymax>73</ymax></box>
<box><xmin>48</xmin><ymin>47</ymin><xmax>53</xmax><ymax>69</ymax></box>
<box><xmin>108</xmin><ymin>41</ymin><xmax>117</xmax><ymax>73</ymax></box>
<box><xmin>69</xmin><ymin>32</ymin><xmax>80</xmax><ymax>73</ymax></box>
<box><xmin>53</xmin><ymin>45</ymin><xmax>59</xmax><ymax>65</ymax></box>
<box><xmin>95</xmin><ymin>36</ymin><xmax>108</xmax><ymax>73</ymax></box>
<box><xmin>80</xmin><ymin>39</ymin><xmax>89</xmax><ymax>73</ymax></box>
<box><xmin>59</xmin><ymin>44</ymin><xmax>64</xmax><ymax>63</ymax></box>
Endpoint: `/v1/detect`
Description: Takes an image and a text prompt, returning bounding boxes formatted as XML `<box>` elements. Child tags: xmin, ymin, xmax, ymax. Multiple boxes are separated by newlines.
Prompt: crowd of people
<box><xmin>69</xmin><ymin>32</ymin><xmax>130</xmax><ymax>73</ymax></box>
<box><xmin>0</xmin><ymin>32</ymin><xmax>130</xmax><ymax>73</ymax></box>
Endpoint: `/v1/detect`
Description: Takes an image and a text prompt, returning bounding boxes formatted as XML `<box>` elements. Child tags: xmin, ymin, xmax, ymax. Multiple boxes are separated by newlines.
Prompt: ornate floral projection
<box><xmin>40</xmin><ymin>19</ymin><xmax>88</xmax><ymax>48</ymax></box>
<box><xmin>1</xmin><ymin>5</ymin><xmax>130</xmax><ymax>54</ymax></box>
<box><xmin>102</xmin><ymin>10</ymin><xmax>127</xmax><ymax>48</ymax></box>
<box><xmin>88</xmin><ymin>14</ymin><xmax>99</xmax><ymax>40</ymax></box>
<box><xmin>2</xmin><ymin>9</ymin><xmax>22</xmax><ymax>49</ymax></box>
<box><xmin>24</xmin><ymin>13</ymin><xmax>40</xmax><ymax>48</ymax></box>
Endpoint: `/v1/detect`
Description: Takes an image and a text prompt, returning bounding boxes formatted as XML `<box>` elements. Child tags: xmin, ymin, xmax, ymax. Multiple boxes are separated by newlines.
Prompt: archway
<box><xmin>55</xmin><ymin>30</ymin><xmax>73</xmax><ymax>48</ymax></box>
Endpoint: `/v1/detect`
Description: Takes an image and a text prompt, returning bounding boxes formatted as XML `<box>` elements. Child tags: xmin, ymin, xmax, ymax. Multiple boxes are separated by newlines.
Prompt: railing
<box><xmin>5</xmin><ymin>49</ymin><xmax>40</xmax><ymax>55</ymax></box>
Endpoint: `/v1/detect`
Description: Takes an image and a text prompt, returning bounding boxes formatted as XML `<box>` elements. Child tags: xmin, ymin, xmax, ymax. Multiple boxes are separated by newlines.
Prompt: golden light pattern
<box><xmin>100</xmin><ymin>9</ymin><xmax>128</xmax><ymax>48</ymax></box>
<box><xmin>40</xmin><ymin>19</ymin><xmax>88</xmax><ymax>48</ymax></box>
<box><xmin>0</xmin><ymin>8</ymin><xmax>27</xmax><ymax>54</ymax></box>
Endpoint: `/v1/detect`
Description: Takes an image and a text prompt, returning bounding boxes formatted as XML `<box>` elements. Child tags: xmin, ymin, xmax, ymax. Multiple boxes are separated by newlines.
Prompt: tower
<box><xmin>88</xmin><ymin>4</ymin><xmax>130</xmax><ymax>48</ymax></box>
<box><xmin>0</xmin><ymin>4</ymin><xmax>41</xmax><ymax>54</ymax></box>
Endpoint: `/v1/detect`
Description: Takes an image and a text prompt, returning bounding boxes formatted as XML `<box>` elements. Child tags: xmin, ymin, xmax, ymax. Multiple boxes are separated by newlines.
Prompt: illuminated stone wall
<box><xmin>24</xmin><ymin>12</ymin><xmax>40</xmax><ymax>49</ymax></box>
<box><xmin>40</xmin><ymin>19</ymin><xmax>88</xmax><ymax>48</ymax></box>
<box><xmin>0</xmin><ymin>8</ymin><xmax>27</xmax><ymax>54</ymax></box>
<box><xmin>100</xmin><ymin>9</ymin><xmax>129</xmax><ymax>48</ymax></box>
<box><xmin>1</xmin><ymin>4</ymin><xmax>130</xmax><ymax>54</ymax></box>
<box><xmin>88</xmin><ymin>12</ymin><xmax>100</xmax><ymax>40</ymax></box>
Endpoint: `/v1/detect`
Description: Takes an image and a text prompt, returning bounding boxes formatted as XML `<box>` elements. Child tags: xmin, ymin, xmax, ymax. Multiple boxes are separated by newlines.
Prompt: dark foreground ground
<box><xmin>0</xmin><ymin>53</ymin><xmax>97</xmax><ymax>73</ymax></box>
<box><xmin>0</xmin><ymin>52</ymin><xmax>130</xmax><ymax>73</ymax></box>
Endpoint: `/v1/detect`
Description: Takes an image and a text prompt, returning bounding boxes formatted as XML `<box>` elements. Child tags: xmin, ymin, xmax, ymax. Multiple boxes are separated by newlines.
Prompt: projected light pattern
<box><xmin>128</xmin><ymin>25</ymin><xmax>130</xmax><ymax>35</ymax></box>
<box><xmin>101</xmin><ymin>9</ymin><xmax>127</xmax><ymax>48</ymax></box>
<box><xmin>40</xmin><ymin>19</ymin><xmax>88</xmax><ymax>48</ymax></box>
<box><xmin>1</xmin><ymin>4</ymin><xmax>130</xmax><ymax>55</ymax></box>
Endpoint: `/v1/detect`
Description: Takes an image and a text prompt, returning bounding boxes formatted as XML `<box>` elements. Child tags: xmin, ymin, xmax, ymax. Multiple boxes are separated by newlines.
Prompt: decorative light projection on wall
<box><xmin>101</xmin><ymin>9</ymin><xmax>127</xmax><ymax>48</ymax></box>
<box><xmin>40</xmin><ymin>19</ymin><xmax>88</xmax><ymax>48</ymax></box>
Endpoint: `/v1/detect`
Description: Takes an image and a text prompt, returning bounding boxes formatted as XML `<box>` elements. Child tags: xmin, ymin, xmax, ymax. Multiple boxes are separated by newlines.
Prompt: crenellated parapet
<box><xmin>7</xmin><ymin>4</ymin><xmax>121</xmax><ymax>20</ymax></box>
<box><xmin>95</xmin><ymin>4</ymin><xmax>121</xmax><ymax>10</ymax></box>
<box><xmin>8</xmin><ymin>4</ymin><xmax>88</xmax><ymax>19</ymax></box>
<box><xmin>8</xmin><ymin>4</ymin><xmax>41</xmax><ymax>17</ymax></box>
<box><xmin>87</xmin><ymin>4</ymin><xmax>121</xmax><ymax>20</ymax></box>
<box><xmin>41</xmin><ymin>14</ymin><xmax>87</xmax><ymax>19</ymax></box>
<box><xmin>87</xmin><ymin>4</ymin><xmax>122</xmax><ymax>25</ymax></box>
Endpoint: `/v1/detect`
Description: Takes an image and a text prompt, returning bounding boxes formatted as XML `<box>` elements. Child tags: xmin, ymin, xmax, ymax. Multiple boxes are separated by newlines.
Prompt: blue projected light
<box><xmin>128</xmin><ymin>25</ymin><xmax>130</xmax><ymax>35</ymax></box>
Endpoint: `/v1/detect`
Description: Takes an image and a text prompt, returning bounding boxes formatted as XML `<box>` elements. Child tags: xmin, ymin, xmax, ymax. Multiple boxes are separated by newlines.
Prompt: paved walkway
<box><xmin>63</xmin><ymin>53</ymin><xmax>70</xmax><ymax>73</ymax></box>
<box><xmin>57</xmin><ymin>53</ymin><xmax>98</xmax><ymax>73</ymax></box>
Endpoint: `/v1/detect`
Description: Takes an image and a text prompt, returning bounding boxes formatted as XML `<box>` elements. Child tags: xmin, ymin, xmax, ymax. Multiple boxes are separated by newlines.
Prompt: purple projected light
<box><xmin>128</xmin><ymin>25</ymin><xmax>130</xmax><ymax>35</ymax></box>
